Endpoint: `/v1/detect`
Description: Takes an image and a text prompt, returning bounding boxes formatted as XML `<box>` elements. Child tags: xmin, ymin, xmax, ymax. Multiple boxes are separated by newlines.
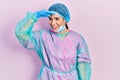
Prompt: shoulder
<box><xmin>31</xmin><ymin>30</ymin><xmax>49</xmax><ymax>39</ymax></box>
<box><xmin>32</xmin><ymin>30</ymin><xmax>50</xmax><ymax>35</ymax></box>
<box><xmin>70</xmin><ymin>30</ymin><xmax>86</xmax><ymax>43</ymax></box>
<box><xmin>70</xmin><ymin>30</ymin><xmax>83</xmax><ymax>39</ymax></box>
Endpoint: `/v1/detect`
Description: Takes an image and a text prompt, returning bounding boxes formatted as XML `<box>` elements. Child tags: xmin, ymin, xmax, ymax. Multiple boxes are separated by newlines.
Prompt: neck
<box><xmin>57</xmin><ymin>28</ymin><xmax>70</xmax><ymax>34</ymax></box>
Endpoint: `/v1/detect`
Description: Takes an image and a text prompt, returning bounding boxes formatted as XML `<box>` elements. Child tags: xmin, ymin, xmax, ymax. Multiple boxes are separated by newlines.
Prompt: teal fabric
<box><xmin>77</xmin><ymin>63</ymin><xmax>91</xmax><ymax>80</ymax></box>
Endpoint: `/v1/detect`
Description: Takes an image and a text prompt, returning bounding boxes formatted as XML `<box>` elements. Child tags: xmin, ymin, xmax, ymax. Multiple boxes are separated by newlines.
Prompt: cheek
<box><xmin>58</xmin><ymin>21</ymin><xmax>65</xmax><ymax>26</ymax></box>
<box><xmin>49</xmin><ymin>21</ymin><xmax>52</xmax><ymax>25</ymax></box>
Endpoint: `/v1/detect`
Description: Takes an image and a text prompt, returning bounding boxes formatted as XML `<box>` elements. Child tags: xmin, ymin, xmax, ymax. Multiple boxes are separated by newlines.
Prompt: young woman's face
<box><xmin>49</xmin><ymin>14</ymin><xmax>66</xmax><ymax>31</ymax></box>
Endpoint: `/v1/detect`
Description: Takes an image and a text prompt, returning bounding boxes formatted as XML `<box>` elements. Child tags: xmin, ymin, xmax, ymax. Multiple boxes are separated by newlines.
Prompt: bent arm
<box><xmin>15</xmin><ymin>12</ymin><xmax>38</xmax><ymax>49</ymax></box>
<box><xmin>76</xmin><ymin>35</ymin><xmax>92</xmax><ymax>80</ymax></box>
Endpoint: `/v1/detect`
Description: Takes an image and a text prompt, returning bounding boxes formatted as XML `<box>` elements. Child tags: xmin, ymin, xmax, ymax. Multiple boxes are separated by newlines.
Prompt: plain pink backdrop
<box><xmin>0</xmin><ymin>0</ymin><xmax>120</xmax><ymax>80</ymax></box>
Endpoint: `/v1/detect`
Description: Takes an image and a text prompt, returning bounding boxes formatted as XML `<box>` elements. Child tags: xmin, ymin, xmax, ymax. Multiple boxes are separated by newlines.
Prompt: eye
<box><xmin>48</xmin><ymin>17</ymin><xmax>52</xmax><ymax>20</ymax></box>
<box><xmin>55</xmin><ymin>17</ymin><xmax>59</xmax><ymax>20</ymax></box>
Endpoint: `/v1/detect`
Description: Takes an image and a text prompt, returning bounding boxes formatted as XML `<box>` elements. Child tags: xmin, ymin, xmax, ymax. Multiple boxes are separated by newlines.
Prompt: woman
<box><xmin>15</xmin><ymin>3</ymin><xmax>91</xmax><ymax>80</ymax></box>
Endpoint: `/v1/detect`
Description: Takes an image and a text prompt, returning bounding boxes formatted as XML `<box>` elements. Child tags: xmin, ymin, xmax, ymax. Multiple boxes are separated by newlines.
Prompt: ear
<box><xmin>63</xmin><ymin>19</ymin><xmax>66</xmax><ymax>23</ymax></box>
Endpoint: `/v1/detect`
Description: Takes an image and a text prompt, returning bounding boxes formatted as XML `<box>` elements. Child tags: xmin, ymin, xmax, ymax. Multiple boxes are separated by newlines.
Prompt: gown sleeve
<box><xmin>15</xmin><ymin>12</ymin><xmax>39</xmax><ymax>49</ymax></box>
<box><xmin>76</xmin><ymin>35</ymin><xmax>92</xmax><ymax>80</ymax></box>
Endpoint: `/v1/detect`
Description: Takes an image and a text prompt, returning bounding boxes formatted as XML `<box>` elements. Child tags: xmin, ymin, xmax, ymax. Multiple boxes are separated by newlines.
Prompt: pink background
<box><xmin>0</xmin><ymin>0</ymin><xmax>120</xmax><ymax>80</ymax></box>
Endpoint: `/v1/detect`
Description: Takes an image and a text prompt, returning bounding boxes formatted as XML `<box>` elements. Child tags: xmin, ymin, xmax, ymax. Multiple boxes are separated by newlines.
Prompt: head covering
<box><xmin>48</xmin><ymin>3</ymin><xmax>70</xmax><ymax>22</ymax></box>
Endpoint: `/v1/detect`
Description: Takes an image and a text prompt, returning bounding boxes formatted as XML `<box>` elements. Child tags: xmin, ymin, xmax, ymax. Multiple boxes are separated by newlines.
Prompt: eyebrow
<box><xmin>49</xmin><ymin>16</ymin><xmax>60</xmax><ymax>19</ymax></box>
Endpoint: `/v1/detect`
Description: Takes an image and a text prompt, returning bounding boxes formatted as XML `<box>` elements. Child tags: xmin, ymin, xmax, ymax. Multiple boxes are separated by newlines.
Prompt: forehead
<box><xmin>49</xmin><ymin>14</ymin><xmax>63</xmax><ymax>19</ymax></box>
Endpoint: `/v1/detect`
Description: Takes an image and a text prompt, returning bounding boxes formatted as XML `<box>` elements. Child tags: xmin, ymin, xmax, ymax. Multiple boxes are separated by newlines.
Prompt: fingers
<box><xmin>35</xmin><ymin>10</ymin><xmax>58</xmax><ymax>18</ymax></box>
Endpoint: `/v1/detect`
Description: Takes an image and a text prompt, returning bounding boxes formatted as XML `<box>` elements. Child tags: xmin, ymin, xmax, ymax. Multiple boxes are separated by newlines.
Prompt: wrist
<box><xmin>27</xmin><ymin>12</ymin><xmax>38</xmax><ymax>22</ymax></box>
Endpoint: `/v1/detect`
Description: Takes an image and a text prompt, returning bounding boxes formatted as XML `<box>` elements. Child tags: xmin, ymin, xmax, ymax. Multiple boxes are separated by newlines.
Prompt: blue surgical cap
<box><xmin>48</xmin><ymin>3</ymin><xmax>70</xmax><ymax>22</ymax></box>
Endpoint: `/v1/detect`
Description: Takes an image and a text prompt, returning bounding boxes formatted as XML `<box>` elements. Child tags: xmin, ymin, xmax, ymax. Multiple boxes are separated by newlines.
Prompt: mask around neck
<box><xmin>51</xmin><ymin>25</ymin><xmax>66</xmax><ymax>33</ymax></box>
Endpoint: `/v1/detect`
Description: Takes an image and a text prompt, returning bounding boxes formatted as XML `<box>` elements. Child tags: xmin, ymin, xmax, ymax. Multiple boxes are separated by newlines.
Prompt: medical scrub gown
<box><xmin>15</xmin><ymin>12</ymin><xmax>91</xmax><ymax>80</ymax></box>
